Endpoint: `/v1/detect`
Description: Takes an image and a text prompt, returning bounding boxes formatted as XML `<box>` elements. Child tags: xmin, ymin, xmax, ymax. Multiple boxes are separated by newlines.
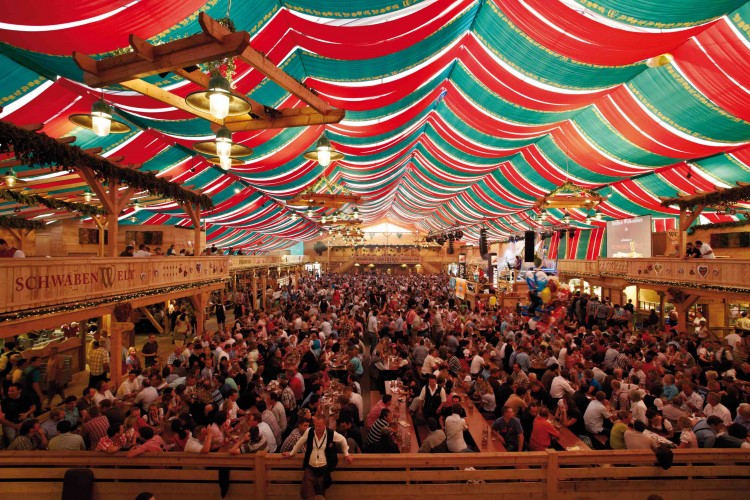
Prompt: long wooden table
<box><xmin>458</xmin><ymin>394</ymin><xmax>507</xmax><ymax>452</ymax></box>
<box><xmin>375</xmin><ymin>387</ymin><xmax>420</xmax><ymax>453</ymax></box>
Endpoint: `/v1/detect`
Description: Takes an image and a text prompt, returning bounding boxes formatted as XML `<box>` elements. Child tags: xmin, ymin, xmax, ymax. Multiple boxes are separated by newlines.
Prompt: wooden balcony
<box><xmin>0</xmin><ymin>256</ymin><xmax>229</xmax><ymax>314</ymax></box>
<box><xmin>228</xmin><ymin>254</ymin><xmax>308</xmax><ymax>272</ymax></box>
<box><xmin>558</xmin><ymin>258</ymin><xmax>750</xmax><ymax>294</ymax></box>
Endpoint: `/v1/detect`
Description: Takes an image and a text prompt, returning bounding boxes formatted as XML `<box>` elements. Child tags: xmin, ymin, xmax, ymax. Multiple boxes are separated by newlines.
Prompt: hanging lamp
<box><xmin>4</xmin><ymin>168</ymin><xmax>17</xmax><ymax>187</ymax></box>
<box><xmin>69</xmin><ymin>99</ymin><xmax>131</xmax><ymax>136</ymax></box>
<box><xmin>194</xmin><ymin>126</ymin><xmax>253</xmax><ymax>159</ymax></box>
<box><xmin>185</xmin><ymin>75</ymin><xmax>251</xmax><ymax>120</ymax></box>
<box><xmin>303</xmin><ymin>135</ymin><xmax>344</xmax><ymax>167</ymax></box>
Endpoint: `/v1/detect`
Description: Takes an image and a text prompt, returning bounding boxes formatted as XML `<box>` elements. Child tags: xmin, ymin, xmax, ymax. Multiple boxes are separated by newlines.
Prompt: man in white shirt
<box><xmin>470</xmin><ymin>350</ymin><xmax>485</xmax><ymax>377</ymax></box>
<box><xmin>584</xmin><ymin>391</ymin><xmax>614</xmax><ymax>434</ymax></box>
<box><xmin>444</xmin><ymin>405</ymin><xmax>471</xmax><ymax>452</ymax></box>
<box><xmin>133</xmin><ymin>379</ymin><xmax>159</xmax><ymax>410</ymax></box>
<box><xmin>422</xmin><ymin>348</ymin><xmax>440</xmax><ymax>375</ymax></box>
<box><xmin>550</xmin><ymin>372</ymin><xmax>576</xmax><ymax>400</ymax></box>
<box><xmin>133</xmin><ymin>244</ymin><xmax>151</xmax><ymax>257</ymax></box>
<box><xmin>116</xmin><ymin>371</ymin><xmax>141</xmax><ymax>399</ymax></box>
<box><xmin>283</xmin><ymin>413</ymin><xmax>353</xmax><ymax>499</ymax></box>
<box><xmin>248</xmin><ymin>412</ymin><xmax>277</xmax><ymax>452</ymax></box>
<box><xmin>344</xmin><ymin>385</ymin><xmax>364</xmax><ymax>424</ymax></box>
<box><xmin>184</xmin><ymin>426</ymin><xmax>211</xmax><ymax>454</ymax></box>
<box><xmin>703</xmin><ymin>392</ymin><xmax>732</xmax><ymax>426</ymax></box>
<box><xmin>695</xmin><ymin>240</ymin><xmax>715</xmax><ymax>259</ymax></box>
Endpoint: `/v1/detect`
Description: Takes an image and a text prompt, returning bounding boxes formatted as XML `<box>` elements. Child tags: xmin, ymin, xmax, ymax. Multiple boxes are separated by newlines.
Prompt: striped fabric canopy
<box><xmin>2</xmin><ymin>0</ymin><xmax>750</xmax><ymax>253</ymax></box>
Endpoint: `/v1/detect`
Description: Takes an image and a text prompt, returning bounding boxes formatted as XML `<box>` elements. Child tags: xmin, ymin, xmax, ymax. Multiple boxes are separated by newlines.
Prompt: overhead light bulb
<box><xmin>207</xmin><ymin>75</ymin><xmax>231</xmax><ymax>120</ymax></box>
<box><xmin>290</xmin><ymin>212</ymin><xmax>298</xmax><ymax>221</ymax></box>
<box><xmin>219</xmin><ymin>155</ymin><xmax>233</xmax><ymax>171</ymax></box>
<box><xmin>83</xmin><ymin>190</ymin><xmax>92</xmax><ymax>202</ymax></box>
<box><xmin>321</xmin><ymin>216</ymin><xmax>327</xmax><ymax>224</ymax></box>
<box><xmin>215</xmin><ymin>127</ymin><xmax>233</xmax><ymax>159</ymax></box>
<box><xmin>317</xmin><ymin>147</ymin><xmax>331</xmax><ymax>168</ymax></box>
<box><xmin>332</xmin><ymin>214</ymin><xmax>338</xmax><ymax>223</ymax></box>
<box><xmin>4</xmin><ymin>168</ymin><xmax>17</xmax><ymax>187</ymax></box>
<box><xmin>133</xmin><ymin>200</ymin><xmax>141</xmax><ymax>211</ymax></box>
<box><xmin>307</xmin><ymin>207</ymin><xmax>314</xmax><ymax>217</ymax></box>
<box><xmin>563</xmin><ymin>215</ymin><xmax>571</xmax><ymax>224</ymax></box>
<box><xmin>234</xmin><ymin>187</ymin><xmax>241</xmax><ymax>194</ymax></box>
<box><xmin>129</xmin><ymin>215</ymin><xmax>137</xmax><ymax>223</ymax></box>
<box><xmin>595</xmin><ymin>212</ymin><xmax>603</xmax><ymax>221</ymax></box>
<box><xmin>91</xmin><ymin>100</ymin><xmax>112</xmax><ymax>137</ymax></box>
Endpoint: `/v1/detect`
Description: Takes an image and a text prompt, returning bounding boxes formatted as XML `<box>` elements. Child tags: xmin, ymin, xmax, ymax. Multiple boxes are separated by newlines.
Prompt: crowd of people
<box><xmin>1</xmin><ymin>270</ymin><xmax>749</xmax><ymax>496</ymax></box>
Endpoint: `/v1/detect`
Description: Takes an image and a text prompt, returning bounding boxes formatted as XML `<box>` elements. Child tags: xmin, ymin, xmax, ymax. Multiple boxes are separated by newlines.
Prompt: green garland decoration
<box><xmin>686</xmin><ymin>218</ymin><xmax>750</xmax><ymax>235</ymax></box>
<box><xmin>1</xmin><ymin>189</ymin><xmax>105</xmax><ymax>216</ymax></box>
<box><xmin>0</xmin><ymin>121</ymin><xmax>213</xmax><ymax>210</ymax></box>
<box><xmin>661</xmin><ymin>183</ymin><xmax>750</xmax><ymax>211</ymax></box>
<box><xmin>0</xmin><ymin>215</ymin><xmax>44</xmax><ymax>231</ymax></box>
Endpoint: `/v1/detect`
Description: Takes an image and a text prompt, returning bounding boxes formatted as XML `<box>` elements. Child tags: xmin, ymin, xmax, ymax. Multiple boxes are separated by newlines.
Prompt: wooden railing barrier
<box><xmin>0</xmin><ymin>449</ymin><xmax>747</xmax><ymax>500</ymax></box>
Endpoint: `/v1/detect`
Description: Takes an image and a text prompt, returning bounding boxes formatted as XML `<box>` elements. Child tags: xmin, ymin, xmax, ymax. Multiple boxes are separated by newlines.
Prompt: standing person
<box><xmin>695</xmin><ymin>240</ymin><xmax>715</xmax><ymax>259</ymax></box>
<box><xmin>0</xmin><ymin>238</ymin><xmax>25</xmax><ymax>258</ymax></box>
<box><xmin>88</xmin><ymin>341</ymin><xmax>110</xmax><ymax>388</ymax></box>
<box><xmin>283</xmin><ymin>413</ymin><xmax>354</xmax><ymax>499</ymax></box>
<box><xmin>215</xmin><ymin>299</ymin><xmax>226</xmax><ymax>332</ymax></box>
<box><xmin>367</xmin><ymin>310</ymin><xmax>379</xmax><ymax>354</ymax></box>
<box><xmin>141</xmin><ymin>334</ymin><xmax>159</xmax><ymax>369</ymax></box>
<box><xmin>22</xmin><ymin>356</ymin><xmax>44</xmax><ymax>414</ymax></box>
<box><xmin>45</xmin><ymin>347</ymin><xmax>67</xmax><ymax>408</ymax></box>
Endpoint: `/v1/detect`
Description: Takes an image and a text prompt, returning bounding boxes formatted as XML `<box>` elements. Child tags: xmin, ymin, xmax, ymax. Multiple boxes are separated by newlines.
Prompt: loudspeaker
<box><xmin>479</xmin><ymin>228</ymin><xmax>488</xmax><ymax>258</ymax></box>
<box><xmin>524</xmin><ymin>230</ymin><xmax>535</xmax><ymax>262</ymax></box>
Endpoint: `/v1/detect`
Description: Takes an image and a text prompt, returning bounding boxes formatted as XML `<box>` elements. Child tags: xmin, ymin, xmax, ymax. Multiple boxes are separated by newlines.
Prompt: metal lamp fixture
<box><xmin>185</xmin><ymin>75</ymin><xmax>251</xmax><ymax>120</ymax></box>
<box><xmin>69</xmin><ymin>99</ymin><xmax>131</xmax><ymax>137</ymax></box>
<box><xmin>194</xmin><ymin>126</ymin><xmax>253</xmax><ymax>160</ymax></box>
<box><xmin>83</xmin><ymin>189</ymin><xmax>93</xmax><ymax>202</ymax></box>
<box><xmin>4</xmin><ymin>168</ymin><xmax>17</xmax><ymax>187</ymax></box>
<box><xmin>303</xmin><ymin>135</ymin><xmax>344</xmax><ymax>167</ymax></box>
<box><xmin>207</xmin><ymin>156</ymin><xmax>244</xmax><ymax>171</ymax></box>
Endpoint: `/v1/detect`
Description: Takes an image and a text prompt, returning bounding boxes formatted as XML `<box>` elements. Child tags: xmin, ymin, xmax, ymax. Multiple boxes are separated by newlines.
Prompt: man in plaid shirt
<box><xmin>88</xmin><ymin>340</ymin><xmax>110</xmax><ymax>388</ymax></box>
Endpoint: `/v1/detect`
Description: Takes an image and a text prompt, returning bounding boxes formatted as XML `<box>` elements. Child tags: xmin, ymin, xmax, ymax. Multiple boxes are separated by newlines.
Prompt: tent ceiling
<box><xmin>2</xmin><ymin>0</ymin><xmax>750</xmax><ymax>250</ymax></box>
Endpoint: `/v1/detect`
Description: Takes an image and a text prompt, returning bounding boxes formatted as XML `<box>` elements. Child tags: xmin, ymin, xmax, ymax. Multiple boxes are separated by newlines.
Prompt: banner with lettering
<box><xmin>489</xmin><ymin>253</ymin><xmax>498</xmax><ymax>285</ymax></box>
<box><xmin>458</xmin><ymin>253</ymin><xmax>466</xmax><ymax>279</ymax></box>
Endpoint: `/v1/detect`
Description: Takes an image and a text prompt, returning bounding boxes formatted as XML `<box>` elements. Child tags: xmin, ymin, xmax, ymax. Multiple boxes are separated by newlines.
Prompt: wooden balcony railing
<box><xmin>0</xmin><ymin>256</ymin><xmax>229</xmax><ymax>314</ymax></box>
<box><xmin>0</xmin><ymin>449</ymin><xmax>746</xmax><ymax>500</ymax></box>
<box><xmin>228</xmin><ymin>254</ymin><xmax>308</xmax><ymax>271</ymax></box>
<box><xmin>558</xmin><ymin>258</ymin><xmax>750</xmax><ymax>292</ymax></box>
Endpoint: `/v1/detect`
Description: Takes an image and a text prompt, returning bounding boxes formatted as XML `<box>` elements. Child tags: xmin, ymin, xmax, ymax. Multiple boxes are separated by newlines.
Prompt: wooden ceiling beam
<box><xmin>223</xmin><ymin>107</ymin><xmax>345</xmax><ymax>132</ymax></box>
<box><xmin>74</xmin><ymin>30</ymin><xmax>251</xmax><ymax>87</ymax></box>
<box><xmin>118</xmin><ymin>78</ymin><xmax>221</xmax><ymax>125</ymax></box>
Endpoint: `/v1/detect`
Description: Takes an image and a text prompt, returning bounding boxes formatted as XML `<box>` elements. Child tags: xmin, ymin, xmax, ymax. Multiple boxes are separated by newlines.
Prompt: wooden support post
<box><xmin>92</xmin><ymin>215</ymin><xmax>107</xmax><ymax>257</ymax></box>
<box><xmin>252</xmin><ymin>273</ymin><xmax>259</xmax><ymax>311</ymax></box>
<box><xmin>190</xmin><ymin>293</ymin><xmax>206</xmax><ymax>336</ymax></box>
<box><xmin>658</xmin><ymin>291</ymin><xmax>666</xmax><ymax>324</ymax></box>
<box><xmin>164</xmin><ymin>300</ymin><xmax>171</xmax><ymax>335</ymax></box>
<box><xmin>676</xmin><ymin>293</ymin><xmax>700</xmax><ymax>334</ymax></box>
<box><xmin>109</xmin><ymin>321</ymin><xmax>133</xmax><ymax>389</ymax></box>
<box><xmin>678</xmin><ymin>205</ymin><xmax>705</xmax><ymax>258</ymax></box>
<box><xmin>183</xmin><ymin>202</ymin><xmax>202</xmax><ymax>256</ymax></box>
<box><xmin>253</xmin><ymin>451</ymin><xmax>267</xmax><ymax>500</ymax></box>
<box><xmin>261</xmin><ymin>274</ymin><xmax>268</xmax><ymax>311</ymax></box>
<box><xmin>139</xmin><ymin>307</ymin><xmax>164</xmax><ymax>335</ymax></box>
<box><xmin>547</xmin><ymin>450</ymin><xmax>559</xmax><ymax>500</ymax></box>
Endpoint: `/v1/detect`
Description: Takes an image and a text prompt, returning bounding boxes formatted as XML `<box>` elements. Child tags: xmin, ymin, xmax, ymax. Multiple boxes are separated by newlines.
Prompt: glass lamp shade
<box><xmin>215</xmin><ymin>127</ymin><xmax>233</xmax><ymax>158</ymax></box>
<box><xmin>91</xmin><ymin>100</ymin><xmax>112</xmax><ymax>136</ymax></box>
<box><xmin>185</xmin><ymin>75</ymin><xmax>251</xmax><ymax>119</ymax></box>
<box><xmin>317</xmin><ymin>147</ymin><xmax>331</xmax><ymax>167</ymax></box>
<box><xmin>303</xmin><ymin>135</ymin><xmax>343</xmax><ymax>166</ymax></box>
<box><xmin>4</xmin><ymin>169</ymin><xmax>17</xmax><ymax>187</ymax></box>
<box><xmin>219</xmin><ymin>156</ymin><xmax>233</xmax><ymax>171</ymax></box>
